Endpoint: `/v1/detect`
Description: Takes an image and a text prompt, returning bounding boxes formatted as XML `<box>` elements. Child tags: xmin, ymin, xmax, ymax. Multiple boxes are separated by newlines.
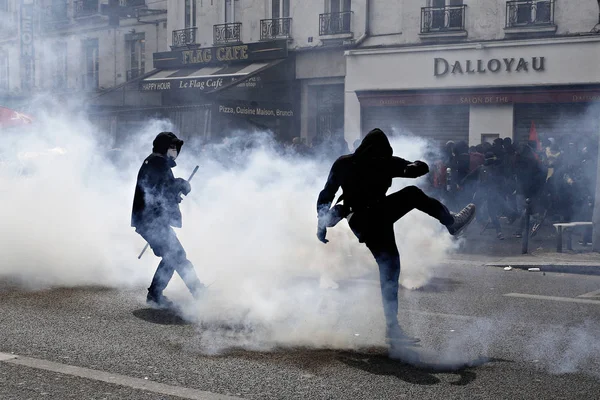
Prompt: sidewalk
<box><xmin>447</xmin><ymin>220</ymin><xmax>600</xmax><ymax>275</ymax></box>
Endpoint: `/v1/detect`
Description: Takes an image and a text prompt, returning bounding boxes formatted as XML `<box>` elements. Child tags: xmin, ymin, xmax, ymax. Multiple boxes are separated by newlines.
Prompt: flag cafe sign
<box><xmin>153</xmin><ymin>40</ymin><xmax>288</xmax><ymax>69</ymax></box>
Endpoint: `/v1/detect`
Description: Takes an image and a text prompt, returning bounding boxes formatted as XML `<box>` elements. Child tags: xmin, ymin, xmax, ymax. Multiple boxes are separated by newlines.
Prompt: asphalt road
<box><xmin>1</xmin><ymin>264</ymin><xmax>599</xmax><ymax>399</ymax></box>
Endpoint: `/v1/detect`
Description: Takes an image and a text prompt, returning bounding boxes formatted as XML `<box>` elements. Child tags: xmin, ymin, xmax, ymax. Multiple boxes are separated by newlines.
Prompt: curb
<box><xmin>485</xmin><ymin>263</ymin><xmax>600</xmax><ymax>276</ymax></box>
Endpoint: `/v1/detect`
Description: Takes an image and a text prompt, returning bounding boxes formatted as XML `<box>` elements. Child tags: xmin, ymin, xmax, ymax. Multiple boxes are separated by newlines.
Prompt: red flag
<box><xmin>0</xmin><ymin>106</ymin><xmax>33</xmax><ymax>128</ymax></box>
<box><xmin>529</xmin><ymin>120</ymin><xmax>540</xmax><ymax>150</ymax></box>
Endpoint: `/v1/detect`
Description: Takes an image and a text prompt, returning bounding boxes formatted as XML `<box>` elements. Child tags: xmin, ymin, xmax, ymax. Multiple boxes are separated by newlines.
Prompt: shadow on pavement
<box><xmin>338</xmin><ymin>349</ymin><xmax>509</xmax><ymax>386</ymax></box>
<box><xmin>132</xmin><ymin>307</ymin><xmax>190</xmax><ymax>326</ymax></box>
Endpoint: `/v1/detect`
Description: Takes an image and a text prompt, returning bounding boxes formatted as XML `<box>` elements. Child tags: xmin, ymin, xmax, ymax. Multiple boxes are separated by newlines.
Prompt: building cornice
<box><xmin>345</xmin><ymin>34</ymin><xmax>600</xmax><ymax>57</ymax></box>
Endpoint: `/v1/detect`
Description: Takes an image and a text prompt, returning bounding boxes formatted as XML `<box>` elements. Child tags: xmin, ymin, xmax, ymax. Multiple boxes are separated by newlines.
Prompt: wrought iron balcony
<box><xmin>172</xmin><ymin>27</ymin><xmax>197</xmax><ymax>48</ymax></box>
<box><xmin>126</xmin><ymin>68</ymin><xmax>144</xmax><ymax>81</ymax></box>
<box><xmin>213</xmin><ymin>22</ymin><xmax>242</xmax><ymax>45</ymax></box>
<box><xmin>421</xmin><ymin>5</ymin><xmax>466</xmax><ymax>33</ymax></box>
<box><xmin>260</xmin><ymin>18</ymin><xmax>292</xmax><ymax>40</ymax></box>
<box><xmin>74</xmin><ymin>0</ymin><xmax>99</xmax><ymax>18</ymax></box>
<box><xmin>506</xmin><ymin>0</ymin><xmax>554</xmax><ymax>28</ymax></box>
<box><xmin>319</xmin><ymin>11</ymin><xmax>352</xmax><ymax>35</ymax></box>
<box><xmin>81</xmin><ymin>72</ymin><xmax>99</xmax><ymax>90</ymax></box>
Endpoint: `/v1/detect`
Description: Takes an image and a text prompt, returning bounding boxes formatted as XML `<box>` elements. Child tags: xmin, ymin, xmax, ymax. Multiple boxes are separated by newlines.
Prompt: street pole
<box><xmin>592</xmin><ymin>125</ymin><xmax>600</xmax><ymax>251</ymax></box>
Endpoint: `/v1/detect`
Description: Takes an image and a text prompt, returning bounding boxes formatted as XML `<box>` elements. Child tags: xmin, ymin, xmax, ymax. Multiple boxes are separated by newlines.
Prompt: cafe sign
<box><xmin>434</xmin><ymin>56</ymin><xmax>546</xmax><ymax>77</ymax></box>
<box><xmin>153</xmin><ymin>40</ymin><xmax>288</xmax><ymax>69</ymax></box>
<box><xmin>140</xmin><ymin>76</ymin><xmax>262</xmax><ymax>92</ymax></box>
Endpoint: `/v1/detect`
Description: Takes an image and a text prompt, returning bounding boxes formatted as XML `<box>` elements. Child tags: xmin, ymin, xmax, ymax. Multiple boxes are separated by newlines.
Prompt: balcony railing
<box><xmin>213</xmin><ymin>22</ymin><xmax>242</xmax><ymax>45</ymax></box>
<box><xmin>260</xmin><ymin>18</ymin><xmax>292</xmax><ymax>40</ymax></box>
<box><xmin>421</xmin><ymin>5</ymin><xmax>466</xmax><ymax>33</ymax></box>
<box><xmin>81</xmin><ymin>72</ymin><xmax>99</xmax><ymax>90</ymax></box>
<box><xmin>319</xmin><ymin>11</ymin><xmax>352</xmax><ymax>35</ymax></box>
<box><xmin>74</xmin><ymin>0</ymin><xmax>99</xmax><ymax>18</ymax></box>
<box><xmin>126</xmin><ymin>68</ymin><xmax>144</xmax><ymax>81</ymax></box>
<box><xmin>506</xmin><ymin>0</ymin><xmax>554</xmax><ymax>28</ymax></box>
<box><xmin>172</xmin><ymin>27</ymin><xmax>197</xmax><ymax>48</ymax></box>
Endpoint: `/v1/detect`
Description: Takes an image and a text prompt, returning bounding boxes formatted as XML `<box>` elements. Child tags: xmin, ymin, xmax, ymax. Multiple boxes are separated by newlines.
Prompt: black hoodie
<box><xmin>131</xmin><ymin>132</ymin><xmax>187</xmax><ymax>229</ymax></box>
<box><xmin>317</xmin><ymin>128</ymin><xmax>428</xmax><ymax>217</ymax></box>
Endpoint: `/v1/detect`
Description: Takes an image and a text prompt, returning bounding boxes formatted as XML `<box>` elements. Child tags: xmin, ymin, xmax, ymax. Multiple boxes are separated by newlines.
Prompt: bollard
<box><xmin>521</xmin><ymin>198</ymin><xmax>531</xmax><ymax>254</ymax></box>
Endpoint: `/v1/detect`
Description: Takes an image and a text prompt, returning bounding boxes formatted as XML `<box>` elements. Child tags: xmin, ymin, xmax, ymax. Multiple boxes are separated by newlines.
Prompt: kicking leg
<box><xmin>384</xmin><ymin>185</ymin><xmax>475</xmax><ymax>235</ymax></box>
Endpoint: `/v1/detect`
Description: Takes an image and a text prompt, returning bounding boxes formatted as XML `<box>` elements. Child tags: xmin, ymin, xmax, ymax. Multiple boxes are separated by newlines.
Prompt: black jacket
<box><xmin>131</xmin><ymin>132</ymin><xmax>187</xmax><ymax>229</ymax></box>
<box><xmin>317</xmin><ymin>129</ymin><xmax>428</xmax><ymax>219</ymax></box>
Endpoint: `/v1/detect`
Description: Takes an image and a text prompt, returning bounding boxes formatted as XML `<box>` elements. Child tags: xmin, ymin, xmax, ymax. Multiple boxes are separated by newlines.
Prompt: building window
<box><xmin>126</xmin><ymin>34</ymin><xmax>145</xmax><ymax>81</ymax></box>
<box><xmin>320</xmin><ymin>0</ymin><xmax>352</xmax><ymax>35</ymax></box>
<box><xmin>506</xmin><ymin>0</ymin><xmax>555</xmax><ymax>28</ymax></box>
<box><xmin>272</xmin><ymin>0</ymin><xmax>290</xmax><ymax>18</ymax></box>
<box><xmin>225</xmin><ymin>0</ymin><xmax>239</xmax><ymax>23</ymax></box>
<box><xmin>0</xmin><ymin>0</ymin><xmax>8</xmax><ymax>12</ymax></box>
<box><xmin>421</xmin><ymin>0</ymin><xmax>466</xmax><ymax>33</ymax></box>
<box><xmin>0</xmin><ymin>52</ymin><xmax>8</xmax><ymax>90</ymax></box>
<box><xmin>184</xmin><ymin>0</ymin><xmax>196</xmax><ymax>28</ymax></box>
<box><xmin>83</xmin><ymin>39</ymin><xmax>99</xmax><ymax>90</ymax></box>
<box><xmin>52</xmin><ymin>42</ymin><xmax>68</xmax><ymax>89</ymax></box>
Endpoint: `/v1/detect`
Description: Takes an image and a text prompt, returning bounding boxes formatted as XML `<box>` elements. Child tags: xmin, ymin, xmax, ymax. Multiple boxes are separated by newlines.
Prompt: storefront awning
<box><xmin>139</xmin><ymin>59</ymin><xmax>283</xmax><ymax>93</ymax></box>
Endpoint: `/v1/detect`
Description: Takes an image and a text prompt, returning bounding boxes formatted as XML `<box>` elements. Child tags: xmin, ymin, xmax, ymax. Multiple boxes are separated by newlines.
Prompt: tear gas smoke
<box><xmin>2</xmin><ymin>102</ymin><xmax>599</xmax><ymax>377</ymax></box>
<box><xmin>0</xmin><ymin>103</ymin><xmax>457</xmax><ymax>347</ymax></box>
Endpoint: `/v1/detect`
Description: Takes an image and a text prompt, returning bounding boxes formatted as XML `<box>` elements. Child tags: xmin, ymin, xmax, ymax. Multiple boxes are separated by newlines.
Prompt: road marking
<box><xmin>504</xmin><ymin>293</ymin><xmax>600</xmax><ymax>305</ymax></box>
<box><xmin>0</xmin><ymin>352</ymin><xmax>243</xmax><ymax>400</ymax></box>
<box><xmin>578</xmin><ymin>289</ymin><xmax>600</xmax><ymax>298</ymax></box>
<box><xmin>0</xmin><ymin>353</ymin><xmax>17</xmax><ymax>361</ymax></box>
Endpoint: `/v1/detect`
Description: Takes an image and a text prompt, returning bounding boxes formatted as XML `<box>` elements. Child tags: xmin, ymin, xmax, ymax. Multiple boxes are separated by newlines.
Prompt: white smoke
<box><xmin>0</xmin><ymin>102</ymin><xmax>457</xmax><ymax>349</ymax></box>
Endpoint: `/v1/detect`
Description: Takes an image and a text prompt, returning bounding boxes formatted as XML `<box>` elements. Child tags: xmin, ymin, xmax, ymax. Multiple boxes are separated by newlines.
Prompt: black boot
<box><xmin>146</xmin><ymin>291</ymin><xmax>174</xmax><ymax>309</ymax></box>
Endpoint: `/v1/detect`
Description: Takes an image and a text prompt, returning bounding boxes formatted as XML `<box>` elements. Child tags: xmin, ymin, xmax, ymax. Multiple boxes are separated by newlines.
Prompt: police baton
<box><xmin>138</xmin><ymin>165</ymin><xmax>199</xmax><ymax>259</ymax></box>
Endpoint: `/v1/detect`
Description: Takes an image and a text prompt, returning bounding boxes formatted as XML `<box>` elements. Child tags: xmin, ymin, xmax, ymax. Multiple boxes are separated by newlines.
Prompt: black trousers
<box><xmin>136</xmin><ymin>225</ymin><xmax>203</xmax><ymax>297</ymax></box>
<box><xmin>348</xmin><ymin>186</ymin><xmax>454</xmax><ymax>330</ymax></box>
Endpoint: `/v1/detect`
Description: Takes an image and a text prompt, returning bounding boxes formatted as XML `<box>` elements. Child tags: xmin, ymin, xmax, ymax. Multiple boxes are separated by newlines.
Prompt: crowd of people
<box><xmin>425</xmin><ymin>136</ymin><xmax>598</xmax><ymax>241</ymax></box>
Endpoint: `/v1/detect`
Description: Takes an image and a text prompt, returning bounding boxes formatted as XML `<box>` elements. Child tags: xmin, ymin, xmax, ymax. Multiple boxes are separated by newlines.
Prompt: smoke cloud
<box><xmin>2</xmin><ymin>101</ymin><xmax>598</xmax><ymax>377</ymax></box>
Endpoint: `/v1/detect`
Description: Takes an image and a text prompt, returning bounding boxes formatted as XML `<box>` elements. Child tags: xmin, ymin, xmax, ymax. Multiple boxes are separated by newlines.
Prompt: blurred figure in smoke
<box><xmin>463</xmin><ymin>152</ymin><xmax>511</xmax><ymax>240</ymax></box>
<box><xmin>315</xmin><ymin>128</ymin><xmax>476</xmax><ymax>348</ymax></box>
<box><xmin>514</xmin><ymin>143</ymin><xmax>546</xmax><ymax>238</ymax></box>
<box><xmin>131</xmin><ymin>132</ymin><xmax>205</xmax><ymax>308</ymax></box>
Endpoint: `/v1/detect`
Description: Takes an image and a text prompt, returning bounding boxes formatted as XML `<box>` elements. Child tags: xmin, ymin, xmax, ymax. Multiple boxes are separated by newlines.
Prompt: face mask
<box><xmin>167</xmin><ymin>148</ymin><xmax>178</xmax><ymax>160</ymax></box>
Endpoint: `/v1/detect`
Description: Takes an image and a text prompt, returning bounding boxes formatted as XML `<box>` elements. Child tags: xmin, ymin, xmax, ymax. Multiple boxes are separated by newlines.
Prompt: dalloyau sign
<box><xmin>434</xmin><ymin>57</ymin><xmax>546</xmax><ymax>77</ymax></box>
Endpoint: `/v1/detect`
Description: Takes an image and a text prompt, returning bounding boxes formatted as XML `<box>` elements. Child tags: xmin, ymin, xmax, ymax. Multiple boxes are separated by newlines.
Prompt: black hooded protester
<box><xmin>131</xmin><ymin>132</ymin><xmax>205</xmax><ymax>308</ymax></box>
<box><xmin>316</xmin><ymin>128</ymin><xmax>476</xmax><ymax>347</ymax></box>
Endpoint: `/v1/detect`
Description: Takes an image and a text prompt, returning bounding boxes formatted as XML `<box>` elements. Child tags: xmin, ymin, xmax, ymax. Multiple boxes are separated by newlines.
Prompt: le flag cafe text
<box><xmin>140</xmin><ymin>40</ymin><xmax>289</xmax><ymax>94</ymax></box>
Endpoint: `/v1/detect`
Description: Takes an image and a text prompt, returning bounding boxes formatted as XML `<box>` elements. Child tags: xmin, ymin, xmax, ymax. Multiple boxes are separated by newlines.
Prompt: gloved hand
<box><xmin>404</xmin><ymin>160</ymin><xmax>429</xmax><ymax>177</ymax></box>
<box><xmin>176</xmin><ymin>178</ymin><xmax>191</xmax><ymax>196</ymax></box>
<box><xmin>317</xmin><ymin>226</ymin><xmax>329</xmax><ymax>244</ymax></box>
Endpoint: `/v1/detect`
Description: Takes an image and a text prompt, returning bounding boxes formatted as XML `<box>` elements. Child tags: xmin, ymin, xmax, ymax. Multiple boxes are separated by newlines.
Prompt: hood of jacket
<box><xmin>152</xmin><ymin>132</ymin><xmax>184</xmax><ymax>155</ymax></box>
<box><xmin>353</xmin><ymin>128</ymin><xmax>393</xmax><ymax>160</ymax></box>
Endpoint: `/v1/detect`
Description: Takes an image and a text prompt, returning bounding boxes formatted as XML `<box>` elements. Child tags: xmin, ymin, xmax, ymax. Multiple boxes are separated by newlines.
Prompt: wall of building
<box><xmin>365</xmin><ymin>0</ymin><xmax>600</xmax><ymax>47</ymax></box>
<box><xmin>346</xmin><ymin>37</ymin><xmax>600</xmax><ymax>93</ymax></box>
<box><xmin>0</xmin><ymin>0</ymin><xmax>168</xmax><ymax>95</ymax></box>
<box><xmin>166</xmin><ymin>0</ymin><xmax>367</xmax><ymax>50</ymax></box>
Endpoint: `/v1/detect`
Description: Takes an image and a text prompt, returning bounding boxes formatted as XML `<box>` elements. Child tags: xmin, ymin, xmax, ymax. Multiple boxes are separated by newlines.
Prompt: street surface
<box><xmin>1</xmin><ymin>264</ymin><xmax>600</xmax><ymax>399</ymax></box>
